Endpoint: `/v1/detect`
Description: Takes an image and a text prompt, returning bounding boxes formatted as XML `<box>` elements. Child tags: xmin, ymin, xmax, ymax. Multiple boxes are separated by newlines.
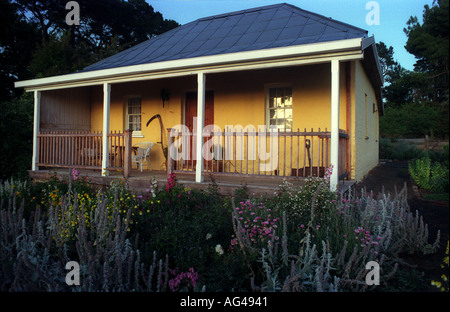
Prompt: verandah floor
<box><xmin>28</xmin><ymin>168</ymin><xmax>355</xmax><ymax>196</ymax></box>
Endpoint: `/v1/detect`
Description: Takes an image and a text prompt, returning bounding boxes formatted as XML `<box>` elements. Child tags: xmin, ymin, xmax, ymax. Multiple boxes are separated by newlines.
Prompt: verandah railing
<box><xmin>168</xmin><ymin>128</ymin><xmax>349</xmax><ymax>179</ymax></box>
<box><xmin>36</xmin><ymin>130</ymin><xmax>133</xmax><ymax>177</ymax></box>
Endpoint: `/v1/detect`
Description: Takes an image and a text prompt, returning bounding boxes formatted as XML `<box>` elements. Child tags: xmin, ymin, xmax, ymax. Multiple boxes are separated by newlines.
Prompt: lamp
<box><xmin>161</xmin><ymin>89</ymin><xmax>170</xmax><ymax>107</ymax></box>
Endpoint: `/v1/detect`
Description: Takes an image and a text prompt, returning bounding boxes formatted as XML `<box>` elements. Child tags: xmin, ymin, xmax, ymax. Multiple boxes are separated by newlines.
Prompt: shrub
<box><xmin>379</xmin><ymin>138</ymin><xmax>425</xmax><ymax>161</ymax></box>
<box><xmin>409</xmin><ymin>157</ymin><xmax>449</xmax><ymax>193</ymax></box>
<box><xmin>231</xmin><ymin>180</ymin><xmax>440</xmax><ymax>292</ymax></box>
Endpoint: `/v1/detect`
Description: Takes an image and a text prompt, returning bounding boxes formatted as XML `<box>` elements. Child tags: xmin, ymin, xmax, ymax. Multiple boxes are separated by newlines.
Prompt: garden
<box><xmin>0</xmin><ymin>165</ymin><xmax>447</xmax><ymax>292</ymax></box>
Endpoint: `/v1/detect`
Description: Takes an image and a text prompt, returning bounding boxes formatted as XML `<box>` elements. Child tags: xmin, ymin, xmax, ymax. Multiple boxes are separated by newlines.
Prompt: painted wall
<box><xmin>40</xmin><ymin>87</ymin><xmax>91</xmax><ymax>130</ymax></box>
<box><xmin>352</xmin><ymin>61</ymin><xmax>380</xmax><ymax>181</ymax></box>
<box><xmin>89</xmin><ymin>61</ymin><xmax>382</xmax><ymax>178</ymax></box>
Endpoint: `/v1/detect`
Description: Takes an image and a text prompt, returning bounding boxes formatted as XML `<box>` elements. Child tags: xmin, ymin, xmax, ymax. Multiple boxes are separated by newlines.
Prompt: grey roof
<box><xmin>82</xmin><ymin>3</ymin><xmax>368</xmax><ymax>72</ymax></box>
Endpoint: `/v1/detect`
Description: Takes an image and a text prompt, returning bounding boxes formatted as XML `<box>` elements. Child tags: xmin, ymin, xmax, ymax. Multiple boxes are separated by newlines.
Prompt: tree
<box><xmin>376</xmin><ymin>42</ymin><xmax>432</xmax><ymax>107</ymax></box>
<box><xmin>11</xmin><ymin>0</ymin><xmax>179</xmax><ymax>78</ymax></box>
<box><xmin>0</xmin><ymin>0</ymin><xmax>180</xmax><ymax>180</ymax></box>
<box><xmin>378</xmin><ymin>1</ymin><xmax>449</xmax><ymax>138</ymax></box>
<box><xmin>0</xmin><ymin>0</ymin><xmax>40</xmax><ymax>100</ymax></box>
<box><xmin>404</xmin><ymin>0</ymin><xmax>449</xmax><ymax>104</ymax></box>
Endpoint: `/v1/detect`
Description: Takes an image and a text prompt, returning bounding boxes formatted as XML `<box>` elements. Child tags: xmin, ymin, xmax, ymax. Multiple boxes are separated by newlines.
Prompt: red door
<box><xmin>185</xmin><ymin>91</ymin><xmax>214</xmax><ymax>166</ymax></box>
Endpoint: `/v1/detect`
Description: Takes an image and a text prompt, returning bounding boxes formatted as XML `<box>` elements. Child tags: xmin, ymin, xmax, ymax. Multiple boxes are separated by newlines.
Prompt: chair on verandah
<box><xmin>132</xmin><ymin>142</ymin><xmax>154</xmax><ymax>172</ymax></box>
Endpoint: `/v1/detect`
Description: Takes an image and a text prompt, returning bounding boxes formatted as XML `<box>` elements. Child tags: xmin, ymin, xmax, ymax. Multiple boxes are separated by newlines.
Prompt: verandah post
<box><xmin>32</xmin><ymin>90</ymin><xmax>41</xmax><ymax>171</ymax></box>
<box><xmin>167</xmin><ymin>128</ymin><xmax>174</xmax><ymax>176</ymax></box>
<box><xmin>123</xmin><ymin>129</ymin><xmax>133</xmax><ymax>178</ymax></box>
<box><xmin>102</xmin><ymin>83</ymin><xmax>111</xmax><ymax>176</ymax></box>
<box><xmin>330</xmin><ymin>59</ymin><xmax>340</xmax><ymax>191</ymax></box>
<box><xmin>195</xmin><ymin>72</ymin><xmax>206</xmax><ymax>183</ymax></box>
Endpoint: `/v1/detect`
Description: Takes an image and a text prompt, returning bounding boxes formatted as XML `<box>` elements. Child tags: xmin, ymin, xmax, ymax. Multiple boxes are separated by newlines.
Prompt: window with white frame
<box><xmin>126</xmin><ymin>97</ymin><xmax>142</xmax><ymax>135</ymax></box>
<box><xmin>267</xmin><ymin>86</ymin><xmax>293</xmax><ymax>131</ymax></box>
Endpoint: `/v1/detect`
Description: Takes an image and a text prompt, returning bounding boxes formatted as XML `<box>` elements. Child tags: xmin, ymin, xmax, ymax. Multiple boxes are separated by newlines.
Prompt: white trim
<box><xmin>32</xmin><ymin>91</ymin><xmax>41</xmax><ymax>171</ymax></box>
<box><xmin>330</xmin><ymin>60</ymin><xmax>340</xmax><ymax>191</ymax></box>
<box><xmin>195</xmin><ymin>73</ymin><xmax>206</xmax><ymax>183</ymax></box>
<box><xmin>15</xmin><ymin>38</ymin><xmax>363</xmax><ymax>91</ymax></box>
<box><xmin>17</xmin><ymin>52</ymin><xmax>363</xmax><ymax>92</ymax></box>
<box><xmin>102</xmin><ymin>83</ymin><xmax>111</xmax><ymax>176</ymax></box>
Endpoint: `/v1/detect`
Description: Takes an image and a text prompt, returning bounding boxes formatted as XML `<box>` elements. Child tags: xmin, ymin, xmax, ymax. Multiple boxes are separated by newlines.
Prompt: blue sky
<box><xmin>150</xmin><ymin>0</ymin><xmax>434</xmax><ymax>71</ymax></box>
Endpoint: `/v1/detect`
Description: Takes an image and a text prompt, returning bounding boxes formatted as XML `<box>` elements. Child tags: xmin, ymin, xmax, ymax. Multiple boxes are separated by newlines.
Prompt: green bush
<box><xmin>409</xmin><ymin>157</ymin><xmax>449</xmax><ymax>193</ymax></box>
<box><xmin>380</xmin><ymin>102</ymin><xmax>445</xmax><ymax>138</ymax></box>
<box><xmin>379</xmin><ymin>138</ymin><xmax>425</xmax><ymax>160</ymax></box>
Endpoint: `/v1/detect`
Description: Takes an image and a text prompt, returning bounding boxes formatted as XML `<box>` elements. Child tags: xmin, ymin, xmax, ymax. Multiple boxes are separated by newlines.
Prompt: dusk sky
<box><xmin>150</xmin><ymin>0</ymin><xmax>434</xmax><ymax>71</ymax></box>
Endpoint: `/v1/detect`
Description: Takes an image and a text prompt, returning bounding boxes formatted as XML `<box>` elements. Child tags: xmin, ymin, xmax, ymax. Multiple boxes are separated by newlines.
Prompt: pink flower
<box><xmin>72</xmin><ymin>168</ymin><xmax>80</xmax><ymax>181</ymax></box>
<box><xmin>166</xmin><ymin>173</ymin><xmax>177</xmax><ymax>192</ymax></box>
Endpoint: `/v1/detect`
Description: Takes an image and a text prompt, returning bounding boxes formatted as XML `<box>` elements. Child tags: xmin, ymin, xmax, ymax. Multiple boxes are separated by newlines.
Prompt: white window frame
<box><xmin>125</xmin><ymin>96</ymin><xmax>143</xmax><ymax>137</ymax></box>
<box><xmin>265</xmin><ymin>84</ymin><xmax>293</xmax><ymax>132</ymax></box>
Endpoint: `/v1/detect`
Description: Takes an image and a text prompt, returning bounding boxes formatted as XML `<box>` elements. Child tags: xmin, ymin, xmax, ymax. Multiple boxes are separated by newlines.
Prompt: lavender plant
<box><xmin>231</xmin><ymin>177</ymin><xmax>441</xmax><ymax>292</ymax></box>
<box><xmin>0</xmin><ymin>180</ymin><xmax>171</xmax><ymax>292</ymax></box>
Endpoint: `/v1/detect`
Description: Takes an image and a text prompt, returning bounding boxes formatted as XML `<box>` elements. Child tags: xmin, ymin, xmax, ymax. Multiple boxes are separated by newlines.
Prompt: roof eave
<box><xmin>361</xmin><ymin>36</ymin><xmax>384</xmax><ymax>115</ymax></box>
<box><xmin>15</xmin><ymin>37</ymin><xmax>364</xmax><ymax>91</ymax></box>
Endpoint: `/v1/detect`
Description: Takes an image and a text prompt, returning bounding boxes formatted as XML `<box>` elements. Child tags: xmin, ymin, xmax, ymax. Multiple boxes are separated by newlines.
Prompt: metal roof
<box><xmin>82</xmin><ymin>3</ymin><xmax>368</xmax><ymax>72</ymax></box>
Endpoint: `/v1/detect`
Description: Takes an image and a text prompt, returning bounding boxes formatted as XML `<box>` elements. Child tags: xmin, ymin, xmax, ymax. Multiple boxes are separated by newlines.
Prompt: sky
<box><xmin>150</xmin><ymin>0</ymin><xmax>434</xmax><ymax>71</ymax></box>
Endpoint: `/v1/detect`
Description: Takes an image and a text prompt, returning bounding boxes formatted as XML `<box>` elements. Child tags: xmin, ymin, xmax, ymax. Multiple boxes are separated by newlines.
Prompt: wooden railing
<box><xmin>36</xmin><ymin>130</ymin><xmax>133</xmax><ymax>177</ymax></box>
<box><xmin>168</xmin><ymin>128</ymin><xmax>349</xmax><ymax>179</ymax></box>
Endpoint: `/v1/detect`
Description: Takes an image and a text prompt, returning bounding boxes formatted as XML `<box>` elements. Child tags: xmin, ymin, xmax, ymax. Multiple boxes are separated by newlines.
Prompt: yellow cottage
<box><xmin>15</xmin><ymin>3</ymin><xmax>383</xmax><ymax>192</ymax></box>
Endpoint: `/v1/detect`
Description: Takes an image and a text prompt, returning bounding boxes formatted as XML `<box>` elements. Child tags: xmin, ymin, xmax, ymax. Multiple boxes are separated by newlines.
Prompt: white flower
<box><xmin>206</xmin><ymin>233</ymin><xmax>212</xmax><ymax>240</ymax></box>
<box><xmin>215</xmin><ymin>244</ymin><xmax>224</xmax><ymax>256</ymax></box>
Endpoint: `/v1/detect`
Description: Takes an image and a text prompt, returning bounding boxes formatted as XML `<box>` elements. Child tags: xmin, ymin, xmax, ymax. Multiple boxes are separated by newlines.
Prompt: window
<box><xmin>126</xmin><ymin>97</ymin><xmax>142</xmax><ymax>135</ymax></box>
<box><xmin>267</xmin><ymin>86</ymin><xmax>293</xmax><ymax>131</ymax></box>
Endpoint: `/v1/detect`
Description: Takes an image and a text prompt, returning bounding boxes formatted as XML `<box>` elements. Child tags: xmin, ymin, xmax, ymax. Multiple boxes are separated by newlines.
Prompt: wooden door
<box><xmin>185</xmin><ymin>91</ymin><xmax>214</xmax><ymax>166</ymax></box>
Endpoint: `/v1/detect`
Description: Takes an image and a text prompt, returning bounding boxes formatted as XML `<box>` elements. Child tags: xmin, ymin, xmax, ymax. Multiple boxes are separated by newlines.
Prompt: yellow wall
<box><xmin>89</xmin><ymin>61</ymin><xmax>378</xmax><ymax>177</ymax></box>
<box><xmin>352</xmin><ymin>61</ymin><xmax>380</xmax><ymax>181</ymax></box>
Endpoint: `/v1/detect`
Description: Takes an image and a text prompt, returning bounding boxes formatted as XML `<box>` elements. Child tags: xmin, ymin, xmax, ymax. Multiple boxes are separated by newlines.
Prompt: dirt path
<box><xmin>354</xmin><ymin>161</ymin><xmax>449</xmax><ymax>291</ymax></box>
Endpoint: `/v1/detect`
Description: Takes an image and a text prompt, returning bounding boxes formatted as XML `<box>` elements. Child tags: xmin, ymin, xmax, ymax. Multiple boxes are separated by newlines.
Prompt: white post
<box><xmin>330</xmin><ymin>59</ymin><xmax>340</xmax><ymax>191</ymax></box>
<box><xmin>102</xmin><ymin>83</ymin><xmax>111</xmax><ymax>176</ymax></box>
<box><xmin>32</xmin><ymin>90</ymin><xmax>41</xmax><ymax>171</ymax></box>
<box><xmin>195</xmin><ymin>72</ymin><xmax>206</xmax><ymax>182</ymax></box>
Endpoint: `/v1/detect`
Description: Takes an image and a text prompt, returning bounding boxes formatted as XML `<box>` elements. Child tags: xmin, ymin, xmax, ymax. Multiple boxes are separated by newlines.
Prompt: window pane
<box><xmin>286</xmin><ymin>118</ymin><xmax>293</xmax><ymax>130</ymax></box>
<box><xmin>269</xmin><ymin>98</ymin><xmax>276</xmax><ymax>108</ymax></box>
<box><xmin>285</xmin><ymin>108</ymin><xmax>293</xmax><ymax>119</ymax></box>
<box><xmin>270</xmin><ymin>109</ymin><xmax>277</xmax><ymax>119</ymax></box>
<box><xmin>276</xmin><ymin>108</ymin><xmax>284</xmax><ymax>119</ymax></box>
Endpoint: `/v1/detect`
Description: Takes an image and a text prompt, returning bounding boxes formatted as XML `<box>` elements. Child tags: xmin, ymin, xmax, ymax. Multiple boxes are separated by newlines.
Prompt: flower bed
<box><xmin>0</xmin><ymin>169</ymin><xmax>443</xmax><ymax>292</ymax></box>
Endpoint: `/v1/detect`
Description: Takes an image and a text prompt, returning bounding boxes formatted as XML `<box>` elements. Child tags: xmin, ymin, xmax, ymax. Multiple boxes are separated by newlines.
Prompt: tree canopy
<box><xmin>0</xmin><ymin>0</ymin><xmax>179</xmax><ymax>180</ymax></box>
<box><xmin>378</xmin><ymin>0</ymin><xmax>449</xmax><ymax>138</ymax></box>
